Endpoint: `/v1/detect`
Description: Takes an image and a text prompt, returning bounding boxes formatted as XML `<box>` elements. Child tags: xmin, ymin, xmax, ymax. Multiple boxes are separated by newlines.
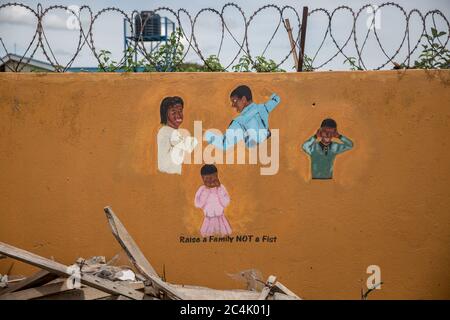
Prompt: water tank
<box><xmin>134</xmin><ymin>11</ymin><xmax>161</xmax><ymax>40</ymax></box>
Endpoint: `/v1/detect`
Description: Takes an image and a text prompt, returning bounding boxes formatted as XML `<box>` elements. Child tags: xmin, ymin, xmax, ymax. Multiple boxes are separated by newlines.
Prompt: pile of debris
<box><xmin>0</xmin><ymin>207</ymin><xmax>301</xmax><ymax>300</ymax></box>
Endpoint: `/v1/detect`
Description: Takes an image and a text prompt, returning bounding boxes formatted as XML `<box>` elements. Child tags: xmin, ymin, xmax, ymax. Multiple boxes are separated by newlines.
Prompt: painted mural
<box><xmin>302</xmin><ymin>118</ymin><xmax>354</xmax><ymax>179</ymax></box>
<box><xmin>157</xmin><ymin>96</ymin><xmax>197</xmax><ymax>174</ymax></box>
<box><xmin>156</xmin><ymin>88</ymin><xmax>354</xmax><ymax>237</ymax></box>
<box><xmin>194</xmin><ymin>164</ymin><xmax>232</xmax><ymax>237</ymax></box>
<box><xmin>205</xmin><ymin>85</ymin><xmax>281</xmax><ymax>150</ymax></box>
<box><xmin>3</xmin><ymin>71</ymin><xmax>450</xmax><ymax>299</ymax></box>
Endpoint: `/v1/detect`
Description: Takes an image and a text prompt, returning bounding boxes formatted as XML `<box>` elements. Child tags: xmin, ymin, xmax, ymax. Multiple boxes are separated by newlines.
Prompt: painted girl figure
<box><xmin>157</xmin><ymin>96</ymin><xmax>197</xmax><ymax>175</ymax></box>
<box><xmin>194</xmin><ymin>165</ymin><xmax>232</xmax><ymax>237</ymax></box>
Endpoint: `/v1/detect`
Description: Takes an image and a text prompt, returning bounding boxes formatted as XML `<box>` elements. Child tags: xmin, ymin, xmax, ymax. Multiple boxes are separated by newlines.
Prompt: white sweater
<box><xmin>157</xmin><ymin>126</ymin><xmax>197</xmax><ymax>175</ymax></box>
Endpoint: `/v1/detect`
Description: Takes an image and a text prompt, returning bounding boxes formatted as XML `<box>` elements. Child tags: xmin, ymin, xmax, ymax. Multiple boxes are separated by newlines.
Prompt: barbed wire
<box><xmin>0</xmin><ymin>2</ymin><xmax>448</xmax><ymax>72</ymax></box>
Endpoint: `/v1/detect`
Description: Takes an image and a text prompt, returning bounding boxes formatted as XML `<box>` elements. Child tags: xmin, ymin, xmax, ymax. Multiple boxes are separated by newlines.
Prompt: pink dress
<box><xmin>194</xmin><ymin>185</ymin><xmax>232</xmax><ymax>237</ymax></box>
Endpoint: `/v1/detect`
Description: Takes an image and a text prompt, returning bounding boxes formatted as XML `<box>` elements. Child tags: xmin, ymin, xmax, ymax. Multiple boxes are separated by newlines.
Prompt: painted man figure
<box><xmin>302</xmin><ymin>118</ymin><xmax>353</xmax><ymax>179</ymax></box>
<box><xmin>205</xmin><ymin>85</ymin><xmax>281</xmax><ymax>150</ymax></box>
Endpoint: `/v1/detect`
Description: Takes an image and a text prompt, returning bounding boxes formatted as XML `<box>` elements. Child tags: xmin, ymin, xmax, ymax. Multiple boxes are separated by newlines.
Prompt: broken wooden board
<box><xmin>273</xmin><ymin>281</ymin><xmax>302</xmax><ymax>300</ymax></box>
<box><xmin>104</xmin><ymin>207</ymin><xmax>157</xmax><ymax>277</ymax></box>
<box><xmin>272</xmin><ymin>292</ymin><xmax>299</xmax><ymax>300</ymax></box>
<box><xmin>35</xmin><ymin>286</ymin><xmax>112</xmax><ymax>300</ymax></box>
<box><xmin>258</xmin><ymin>275</ymin><xmax>277</xmax><ymax>300</ymax></box>
<box><xmin>170</xmin><ymin>284</ymin><xmax>297</xmax><ymax>300</ymax></box>
<box><xmin>104</xmin><ymin>206</ymin><xmax>186</xmax><ymax>300</ymax></box>
<box><xmin>171</xmin><ymin>285</ymin><xmax>261</xmax><ymax>300</ymax></box>
<box><xmin>258</xmin><ymin>286</ymin><xmax>271</xmax><ymax>300</ymax></box>
<box><xmin>35</xmin><ymin>281</ymin><xmax>145</xmax><ymax>300</ymax></box>
<box><xmin>0</xmin><ymin>269</ymin><xmax>58</xmax><ymax>296</ymax></box>
<box><xmin>0</xmin><ymin>280</ymin><xmax>72</xmax><ymax>300</ymax></box>
<box><xmin>97</xmin><ymin>293</ymin><xmax>160</xmax><ymax>301</ymax></box>
<box><xmin>0</xmin><ymin>242</ymin><xmax>144</xmax><ymax>300</ymax></box>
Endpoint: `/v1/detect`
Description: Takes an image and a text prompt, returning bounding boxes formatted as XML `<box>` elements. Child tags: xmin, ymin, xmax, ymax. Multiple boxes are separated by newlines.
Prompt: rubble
<box><xmin>0</xmin><ymin>275</ymin><xmax>7</xmax><ymax>288</ymax></box>
<box><xmin>0</xmin><ymin>206</ymin><xmax>302</xmax><ymax>300</ymax></box>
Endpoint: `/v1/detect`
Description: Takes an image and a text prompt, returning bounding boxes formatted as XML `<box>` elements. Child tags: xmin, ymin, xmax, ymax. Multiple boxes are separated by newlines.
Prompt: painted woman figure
<box><xmin>157</xmin><ymin>96</ymin><xmax>197</xmax><ymax>175</ymax></box>
<box><xmin>194</xmin><ymin>164</ymin><xmax>232</xmax><ymax>237</ymax></box>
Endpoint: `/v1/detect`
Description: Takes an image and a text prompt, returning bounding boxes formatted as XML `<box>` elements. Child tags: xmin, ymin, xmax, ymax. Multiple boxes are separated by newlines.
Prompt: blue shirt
<box><xmin>205</xmin><ymin>93</ymin><xmax>281</xmax><ymax>150</ymax></box>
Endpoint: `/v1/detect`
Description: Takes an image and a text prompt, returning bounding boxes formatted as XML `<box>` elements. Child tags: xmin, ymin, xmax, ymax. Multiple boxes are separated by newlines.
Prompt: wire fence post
<box><xmin>285</xmin><ymin>18</ymin><xmax>299</xmax><ymax>70</ymax></box>
<box><xmin>297</xmin><ymin>6</ymin><xmax>309</xmax><ymax>72</ymax></box>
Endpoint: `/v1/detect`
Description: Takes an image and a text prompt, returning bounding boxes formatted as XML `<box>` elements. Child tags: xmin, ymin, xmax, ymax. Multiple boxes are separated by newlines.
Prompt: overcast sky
<box><xmin>1</xmin><ymin>0</ymin><xmax>449</xmax><ymax>71</ymax></box>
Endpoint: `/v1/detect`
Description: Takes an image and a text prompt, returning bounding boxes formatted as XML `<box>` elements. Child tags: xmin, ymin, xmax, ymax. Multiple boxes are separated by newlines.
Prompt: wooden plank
<box><xmin>285</xmin><ymin>18</ymin><xmax>299</xmax><ymax>70</ymax></box>
<box><xmin>42</xmin><ymin>282</ymin><xmax>145</xmax><ymax>300</ymax></box>
<box><xmin>104</xmin><ymin>206</ymin><xmax>186</xmax><ymax>300</ymax></box>
<box><xmin>258</xmin><ymin>275</ymin><xmax>277</xmax><ymax>300</ymax></box>
<box><xmin>4</xmin><ymin>277</ymin><xmax>26</xmax><ymax>284</ymax></box>
<box><xmin>173</xmin><ymin>286</ymin><xmax>261</xmax><ymax>300</ymax></box>
<box><xmin>0</xmin><ymin>269</ymin><xmax>58</xmax><ymax>296</ymax></box>
<box><xmin>0</xmin><ymin>242</ymin><xmax>144</xmax><ymax>300</ymax></box>
<box><xmin>3</xmin><ymin>278</ymin><xmax>145</xmax><ymax>300</ymax></box>
<box><xmin>128</xmin><ymin>281</ymin><xmax>145</xmax><ymax>290</ymax></box>
<box><xmin>273</xmin><ymin>281</ymin><xmax>302</xmax><ymax>300</ymax></box>
<box><xmin>273</xmin><ymin>292</ymin><xmax>298</xmax><ymax>300</ymax></box>
<box><xmin>36</xmin><ymin>286</ymin><xmax>111</xmax><ymax>300</ymax></box>
<box><xmin>104</xmin><ymin>207</ymin><xmax>157</xmax><ymax>277</ymax></box>
<box><xmin>258</xmin><ymin>287</ymin><xmax>271</xmax><ymax>300</ymax></box>
<box><xmin>0</xmin><ymin>280</ymin><xmax>72</xmax><ymax>300</ymax></box>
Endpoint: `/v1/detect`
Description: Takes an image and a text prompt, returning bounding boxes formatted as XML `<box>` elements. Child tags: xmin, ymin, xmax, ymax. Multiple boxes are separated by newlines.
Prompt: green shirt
<box><xmin>302</xmin><ymin>135</ymin><xmax>353</xmax><ymax>179</ymax></box>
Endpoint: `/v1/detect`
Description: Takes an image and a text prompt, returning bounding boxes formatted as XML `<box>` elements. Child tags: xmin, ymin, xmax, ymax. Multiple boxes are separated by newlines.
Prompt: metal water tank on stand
<box><xmin>123</xmin><ymin>10</ymin><xmax>175</xmax><ymax>70</ymax></box>
<box><xmin>134</xmin><ymin>11</ymin><xmax>161</xmax><ymax>41</ymax></box>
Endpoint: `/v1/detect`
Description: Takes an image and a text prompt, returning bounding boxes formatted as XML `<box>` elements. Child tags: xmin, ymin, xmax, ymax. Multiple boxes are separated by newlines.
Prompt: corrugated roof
<box><xmin>0</xmin><ymin>54</ymin><xmax>56</xmax><ymax>71</ymax></box>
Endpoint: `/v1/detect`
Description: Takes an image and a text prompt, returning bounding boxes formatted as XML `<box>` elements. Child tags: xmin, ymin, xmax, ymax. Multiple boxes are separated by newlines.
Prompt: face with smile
<box><xmin>167</xmin><ymin>104</ymin><xmax>183</xmax><ymax>129</ymax></box>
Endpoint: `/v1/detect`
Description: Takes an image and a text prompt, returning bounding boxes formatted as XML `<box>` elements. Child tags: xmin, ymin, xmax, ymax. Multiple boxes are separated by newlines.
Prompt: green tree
<box><xmin>232</xmin><ymin>55</ymin><xmax>285</xmax><ymax>72</ymax></box>
<box><xmin>202</xmin><ymin>55</ymin><xmax>225</xmax><ymax>72</ymax></box>
<box><xmin>343</xmin><ymin>57</ymin><xmax>363</xmax><ymax>71</ymax></box>
<box><xmin>301</xmin><ymin>55</ymin><xmax>314</xmax><ymax>72</ymax></box>
<box><xmin>98</xmin><ymin>28</ymin><xmax>291</xmax><ymax>73</ymax></box>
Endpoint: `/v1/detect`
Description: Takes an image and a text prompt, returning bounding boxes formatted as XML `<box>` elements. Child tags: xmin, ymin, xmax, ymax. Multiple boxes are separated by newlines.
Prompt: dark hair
<box><xmin>160</xmin><ymin>96</ymin><xmax>184</xmax><ymax>125</ymax></box>
<box><xmin>230</xmin><ymin>85</ymin><xmax>252</xmax><ymax>101</ymax></box>
<box><xmin>201</xmin><ymin>164</ymin><xmax>218</xmax><ymax>176</ymax></box>
<box><xmin>321</xmin><ymin>118</ymin><xmax>337</xmax><ymax>129</ymax></box>
<box><xmin>172</xmin><ymin>96</ymin><xmax>184</xmax><ymax>106</ymax></box>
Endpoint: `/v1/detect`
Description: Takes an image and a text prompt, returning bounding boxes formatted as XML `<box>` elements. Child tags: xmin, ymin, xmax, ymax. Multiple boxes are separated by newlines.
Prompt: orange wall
<box><xmin>0</xmin><ymin>70</ymin><xmax>449</xmax><ymax>299</ymax></box>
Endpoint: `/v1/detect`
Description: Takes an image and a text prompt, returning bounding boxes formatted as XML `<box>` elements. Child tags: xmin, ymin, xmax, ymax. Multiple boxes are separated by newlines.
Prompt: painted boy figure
<box><xmin>205</xmin><ymin>85</ymin><xmax>281</xmax><ymax>150</ymax></box>
<box><xmin>302</xmin><ymin>118</ymin><xmax>353</xmax><ymax>179</ymax></box>
<box><xmin>194</xmin><ymin>165</ymin><xmax>232</xmax><ymax>237</ymax></box>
